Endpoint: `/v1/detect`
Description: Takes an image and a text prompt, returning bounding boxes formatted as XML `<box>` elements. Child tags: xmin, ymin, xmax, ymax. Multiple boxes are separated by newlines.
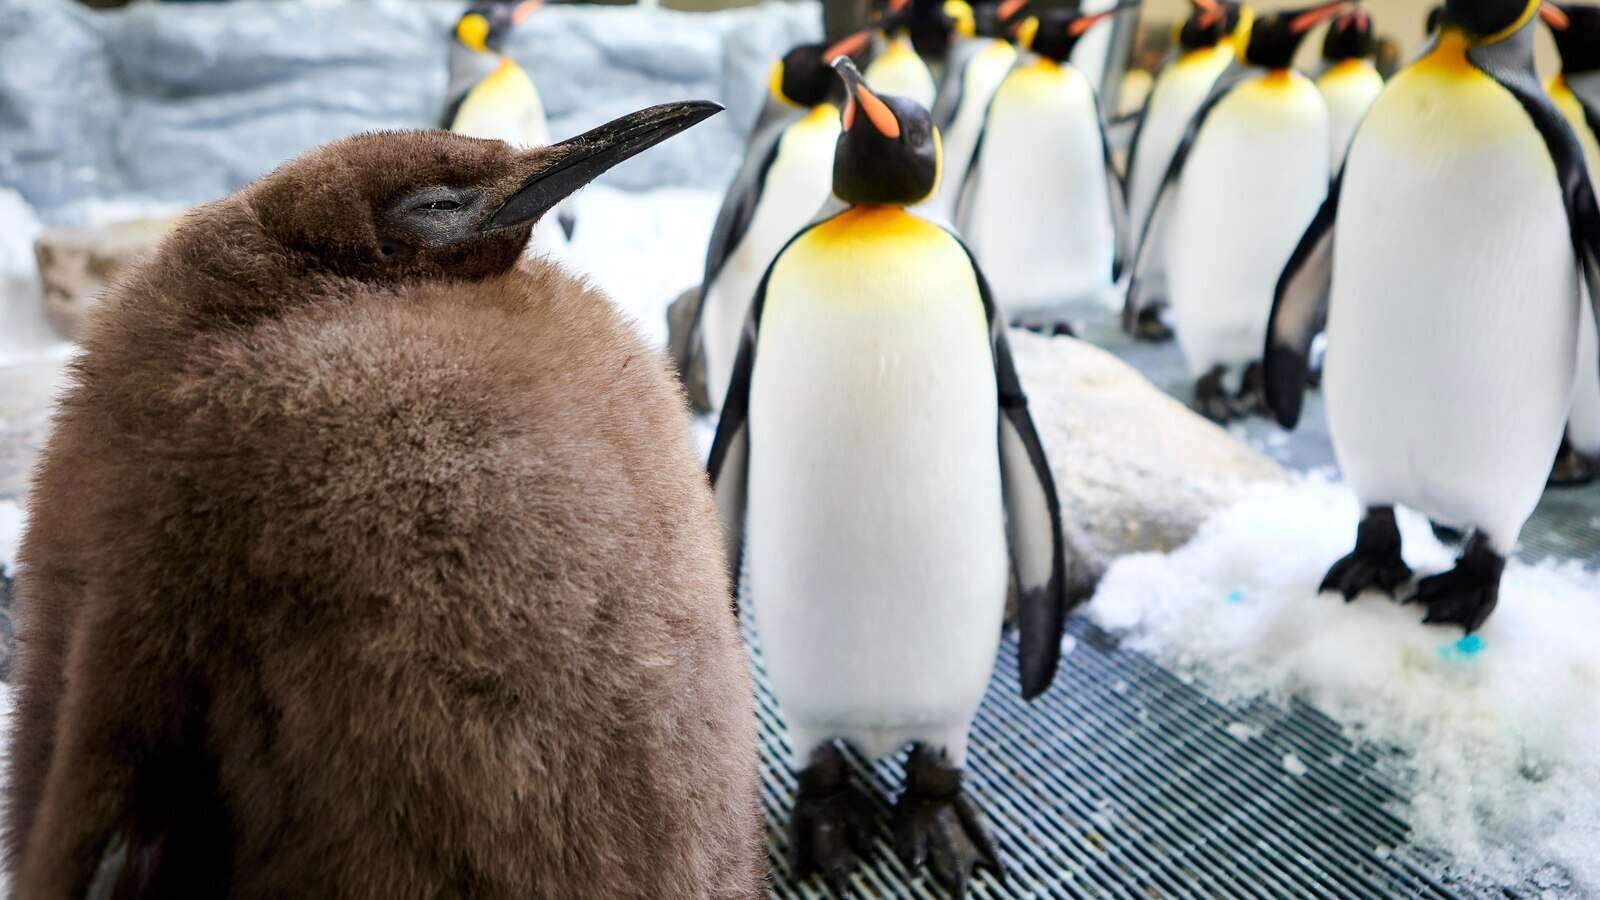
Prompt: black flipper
<box><xmin>946</xmin><ymin>230</ymin><xmax>1074</xmax><ymax>700</ymax></box>
<box><xmin>1263</xmin><ymin>171</ymin><xmax>1341</xmax><ymax>429</ymax></box>
<box><xmin>930</xmin><ymin>38</ymin><xmax>980</xmax><ymax>132</ymax></box>
<box><xmin>1091</xmin><ymin>89</ymin><xmax>1131</xmax><ymax>281</ymax></box>
<box><xmin>706</xmin><ymin>215</ymin><xmax>838</xmax><ymax>604</ymax></box>
<box><xmin>1123</xmin><ymin>62</ymin><xmax>1256</xmax><ymax>331</ymax></box>
<box><xmin>676</xmin><ymin>103</ymin><xmax>796</xmax><ymax>378</ymax></box>
<box><xmin>1470</xmin><ymin>32</ymin><xmax>1600</xmax><ymax>388</ymax></box>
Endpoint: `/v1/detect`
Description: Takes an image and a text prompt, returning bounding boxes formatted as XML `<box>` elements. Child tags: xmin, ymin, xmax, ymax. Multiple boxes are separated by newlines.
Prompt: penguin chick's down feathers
<box><xmin>5</xmin><ymin>124</ymin><xmax>763</xmax><ymax>900</ymax></box>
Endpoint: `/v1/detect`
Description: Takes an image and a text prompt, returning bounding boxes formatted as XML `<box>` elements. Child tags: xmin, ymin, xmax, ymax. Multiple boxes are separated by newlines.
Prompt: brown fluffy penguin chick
<box><xmin>6</xmin><ymin>104</ymin><xmax>766</xmax><ymax>900</ymax></box>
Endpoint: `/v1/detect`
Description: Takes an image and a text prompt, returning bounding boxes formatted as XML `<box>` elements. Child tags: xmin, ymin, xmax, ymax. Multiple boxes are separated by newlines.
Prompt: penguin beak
<box><xmin>825</xmin><ymin>29</ymin><xmax>873</xmax><ymax>63</ymax></box>
<box><xmin>1069</xmin><ymin>1</ymin><xmax>1139</xmax><ymax>36</ymax></box>
<box><xmin>1191</xmin><ymin>0</ymin><xmax>1224</xmax><ymax>28</ymax></box>
<box><xmin>1290</xmin><ymin>1</ymin><xmax>1352</xmax><ymax>34</ymax></box>
<box><xmin>511</xmin><ymin>0</ymin><xmax>541</xmax><ymax>24</ymax></box>
<box><xmin>996</xmin><ymin>0</ymin><xmax>1030</xmax><ymax>25</ymax></box>
<box><xmin>832</xmin><ymin>57</ymin><xmax>901</xmax><ymax>139</ymax></box>
<box><xmin>1542</xmin><ymin>1</ymin><xmax>1572</xmax><ymax>29</ymax></box>
<box><xmin>486</xmin><ymin>101</ymin><xmax>723</xmax><ymax>231</ymax></box>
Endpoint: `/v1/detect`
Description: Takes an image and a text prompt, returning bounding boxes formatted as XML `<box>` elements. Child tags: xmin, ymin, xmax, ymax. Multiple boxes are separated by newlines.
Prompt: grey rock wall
<box><xmin>0</xmin><ymin>0</ymin><xmax>820</xmax><ymax>225</ymax></box>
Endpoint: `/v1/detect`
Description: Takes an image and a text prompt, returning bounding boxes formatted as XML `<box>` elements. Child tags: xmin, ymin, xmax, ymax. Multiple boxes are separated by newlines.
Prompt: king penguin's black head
<box><xmin>1322</xmin><ymin>8</ymin><xmax>1375</xmax><ymax>60</ymax></box>
<box><xmin>1023</xmin><ymin>3</ymin><xmax>1136</xmax><ymax>62</ymax></box>
<box><xmin>829</xmin><ymin>57</ymin><xmax>940</xmax><ymax>206</ymax></box>
<box><xmin>770</xmin><ymin>36</ymin><xmax>871</xmax><ymax>108</ymax></box>
<box><xmin>1439</xmin><ymin>0</ymin><xmax>1543</xmax><ymax>42</ymax></box>
<box><xmin>1426</xmin><ymin>3</ymin><xmax>1445</xmax><ymax>33</ymax></box>
<box><xmin>1544</xmin><ymin>3</ymin><xmax>1600</xmax><ymax>73</ymax></box>
<box><xmin>1178</xmin><ymin>0</ymin><xmax>1244</xmax><ymax>50</ymax></box>
<box><xmin>1239</xmin><ymin>1</ymin><xmax>1351</xmax><ymax>68</ymax></box>
<box><xmin>454</xmin><ymin>0</ymin><xmax>540</xmax><ymax>54</ymax></box>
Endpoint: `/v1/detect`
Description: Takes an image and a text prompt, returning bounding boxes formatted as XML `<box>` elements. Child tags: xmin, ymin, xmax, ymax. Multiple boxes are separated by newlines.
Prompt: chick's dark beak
<box><xmin>487</xmin><ymin>100</ymin><xmax>723</xmax><ymax>231</ymax></box>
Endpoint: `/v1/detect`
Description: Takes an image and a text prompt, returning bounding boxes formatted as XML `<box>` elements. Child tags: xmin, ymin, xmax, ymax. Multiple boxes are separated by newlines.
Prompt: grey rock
<box><xmin>0</xmin><ymin>0</ymin><xmax>820</xmax><ymax>225</ymax></box>
<box><xmin>1009</xmin><ymin>331</ymin><xmax>1290</xmax><ymax>562</ymax></box>
<box><xmin>35</xmin><ymin>217</ymin><xmax>177</xmax><ymax>339</ymax></box>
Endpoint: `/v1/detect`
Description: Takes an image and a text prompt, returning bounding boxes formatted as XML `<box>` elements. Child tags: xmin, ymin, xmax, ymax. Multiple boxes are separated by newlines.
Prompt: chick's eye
<box><xmin>419</xmin><ymin>199</ymin><xmax>462</xmax><ymax>212</ymax></box>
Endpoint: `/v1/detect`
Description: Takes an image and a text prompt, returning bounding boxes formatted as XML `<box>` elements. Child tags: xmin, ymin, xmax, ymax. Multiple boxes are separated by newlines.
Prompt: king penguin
<box><xmin>1544</xmin><ymin>0</ymin><xmax>1600</xmax><ymax>485</ymax></box>
<box><xmin>865</xmin><ymin>0</ymin><xmax>941</xmax><ymax>110</ymax></box>
<box><xmin>5</xmin><ymin>103</ymin><xmax>769</xmax><ymax>898</ymax></box>
<box><xmin>1127</xmin><ymin>1</ymin><xmax>1347</xmax><ymax>421</ymax></box>
<box><xmin>1265</xmin><ymin>0</ymin><xmax>1600</xmax><ymax>631</ymax></box>
<box><xmin>1122</xmin><ymin>0</ymin><xmax>1245</xmax><ymax>341</ymax></box>
<box><xmin>444</xmin><ymin>0</ymin><xmax>575</xmax><ymax>251</ymax></box>
<box><xmin>1317</xmin><ymin>7</ymin><xmax>1385</xmax><ymax>175</ymax></box>
<box><xmin>709</xmin><ymin>57</ymin><xmax>1080</xmax><ymax>894</ymax></box>
<box><xmin>957</xmin><ymin>5</ymin><xmax>1133</xmax><ymax>333</ymax></box>
<box><xmin>921</xmin><ymin>0</ymin><xmax>1026</xmax><ymax>222</ymax></box>
<box><xmin>681</xmin><ymin>36</ymin><xmax>869</xmax><ymax>412</ymax></box>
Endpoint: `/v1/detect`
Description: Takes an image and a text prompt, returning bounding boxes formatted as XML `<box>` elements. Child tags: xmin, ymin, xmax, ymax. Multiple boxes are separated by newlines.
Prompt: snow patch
<box><xmin>1089</xmin><ymin>476</ymin><xmax>1600</xmax><ymax>891</ymax></box>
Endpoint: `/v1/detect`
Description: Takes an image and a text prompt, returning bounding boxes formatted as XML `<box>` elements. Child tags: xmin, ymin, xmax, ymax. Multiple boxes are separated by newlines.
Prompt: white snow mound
<box><xmin>1089</xmin><ymin>477</ymin><xmax>1600</xmax><ymax>892</ymax></box>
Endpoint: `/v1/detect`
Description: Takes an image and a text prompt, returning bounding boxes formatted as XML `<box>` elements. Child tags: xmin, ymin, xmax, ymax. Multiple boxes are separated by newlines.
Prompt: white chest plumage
<box><xmin>1317</xmin><ymin>59</ymin><xmax>1384</xmax><ymax>175</ymax></box>
<box><xmin>924</xmin><ymin>39</ymin><xmax>1018</xmax><ymax>221</ymax></box>
<box><xmin>1127</xmin><ymin>43</ymin><xmax>1235</xmax><ymax>290</ymax></box>
<box><xmin>1326</xmin><ymin>44</ymin><xmax>1580</xmax><ymax>550</ymax></box>
<box><xmin>1168</xmin><ymin>70</ymin><xmax>1329</xmax><ymax>376</ymax></box>
<box><xmin>865</xmin><ymin>35</ymin><xmax>938</xmax><ymax>110</ymax></box>
<box><xmin>703</xmin><ymin>106</ymin><xmax>841</xmax><ymax>411</ymax></box>
<box><xmin>965</xmin><ymin>58</ymin><xmax>1116</xmax><ymax>314</ymax></box>
<box><xmin>745</xmin><ymin>207</ymin><xmax>1009</xmax><ymax>765</ymax></box>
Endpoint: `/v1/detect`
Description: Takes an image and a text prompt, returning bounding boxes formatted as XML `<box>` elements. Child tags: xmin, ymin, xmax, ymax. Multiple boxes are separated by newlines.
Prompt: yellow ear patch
<box><xmin>944</xmin><ymin>0</ymin><xmax>977</xmax><ymax>38</ymax></box>
<box><xmin>1016</xmin><ymin>16</ymin><xmax>1040</xmax><ymax>50</ymax></box>
<box><xmin>1481</xmin><ymin>0</ymin><xmax>1541</xmax><ymax>44</ymax></box>
<box><xmin>456</xmin><ymin>13</ymin><xmax>490</xmax><ymax>52</ymax></box>
<box><xmin>1232</xmin><ymin>6</ymin><xmax>1256</xmax><ymax>62</ymax></box>
<box><xmin>768</xmin><ymin>60</ymin><xmax>800</xmax><ymax>108</ymax></box>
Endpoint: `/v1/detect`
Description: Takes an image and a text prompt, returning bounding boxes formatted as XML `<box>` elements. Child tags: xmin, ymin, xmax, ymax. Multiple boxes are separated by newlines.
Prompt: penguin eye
<box><xmin>418</xmin><ymin>200</ymin><xmax>463</xmax><ymax>212</ymax></box>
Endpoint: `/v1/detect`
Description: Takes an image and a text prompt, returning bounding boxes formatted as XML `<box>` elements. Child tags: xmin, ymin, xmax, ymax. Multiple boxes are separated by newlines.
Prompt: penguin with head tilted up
<box><xmin>5</xmin><ymin>103</ymin><xmax>770</xmax><ymax>897</ymax></box>
<box><xmin>1126</xmin><ymin>0</ymin><xmax>1349</xmax><ymax>422</ymax></box>
<box><xmin>444</xmin><ymin>0</ymin><xmax>575</xmax><ymax>250</ymax></box>
<box><xmin>865</xmin><ymin>0</ymin><xmax>941</xmax><ymax>110</ymax></box>
<box><xmin>920</xmin><ymin>0</ymin><xmax>1026</xmax><ymax>222</ymax></box>
<box><xmin>1544</xmin><ymin>0</ymin><xmax>1600</xmax><ymax>485</ymax></box>
<box><xmin>1122</xmin><ymin>0</ymin><xmax>1245</xmax><ymax>342</ymax></box>
<box><xmin>1266</xmin><ymin>0</ymin><xmax>1600</xmax><ymax>631</ymax></box>
<box><xmin>709</xmin><ymin>56</ymin><xmax>1082</xmax><ymax>895</ymax></box>
<box><xmin>957</xmin><ymin>2</ymin><xmax>1134</xmax><ymax>334</ymax></box>
<box><xmin>1317</xmin><ymin>6</ymin><xmax>1384</xmax><ymax>176</ymax></box>
<box><xmin>679</xmin><ymin>35</ymin><xmax>869</xmax><ymax>413</ymax></box>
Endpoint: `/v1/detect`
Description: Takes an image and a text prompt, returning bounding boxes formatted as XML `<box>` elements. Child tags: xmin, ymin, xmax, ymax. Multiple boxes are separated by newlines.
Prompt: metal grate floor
<box><xmin>751</xmin><ymin>614</ymin><xmax>1536</xmax><ymax>899</ymax></box>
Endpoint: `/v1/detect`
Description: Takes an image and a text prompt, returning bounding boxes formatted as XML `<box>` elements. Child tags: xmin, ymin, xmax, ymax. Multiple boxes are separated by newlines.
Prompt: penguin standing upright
<box><xmin>921</xmin><ymin>0</ymin><xmax>1025</xmax><ymax>222</ymax></box>
<box><xmin>6</xmin><ymin>104</ymin><xmax>769</xmax><ymax>898</ymax></box>
<box><xmin>1127</xmin><ymin>1</ymin><xmax>1347</xmax><ymax>421</ymax></box>
<box><xmin>958</xmin><ymin>5</ymin><xmax>1132</xmax><ymax>332</ymax></box>
<box><xmin>1266</xmin><ymin>0</ymin><xmax>1600</xmax><ymax>630</ymax></box>
<box><xmin>710</xmin><ymin>57</ymin><xmax>1080</xmax><ymax>893</ymax></box>
<box><xmin>682</xmin><ymin>37</ymin><xmax>868</xmax><ymax>412</ymax></box>
<box><xmin>444</xmin><ymin>0</ymin><xmax>574</xmax><ymax>251</ymax></box>
<box><xmin>1317</xmin><ymin>7</ymin><xmax>1384</xmax><ymax>175</ymax></box>
<box><xmin>865</xmin><ymin>0</ymin><xmax>941</xmax><ymax>109</ymax></box>
<box><xmin>1544</xmin><ymin>0</ymin><xmax>1600</xmax><ymax>484</ymax></box>
<box><xmin>1122</xmin><ymin>0</ymin><xmax>1245</xmax><ymax>340</ymax></box>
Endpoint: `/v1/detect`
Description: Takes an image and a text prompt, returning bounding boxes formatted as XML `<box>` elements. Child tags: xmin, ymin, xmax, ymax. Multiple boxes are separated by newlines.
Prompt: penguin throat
<box><xmin>1416</xmin><ymin>30</ymin><xmax>1476</xmax><ymax>77</ymax></box>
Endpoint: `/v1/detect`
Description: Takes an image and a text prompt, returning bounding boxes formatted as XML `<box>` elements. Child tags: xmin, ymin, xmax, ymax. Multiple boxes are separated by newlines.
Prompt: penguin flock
<box><xmin>6</xmin><ymin>0</ymin><xmax>1600</xmax><ymax>897</ymax></box>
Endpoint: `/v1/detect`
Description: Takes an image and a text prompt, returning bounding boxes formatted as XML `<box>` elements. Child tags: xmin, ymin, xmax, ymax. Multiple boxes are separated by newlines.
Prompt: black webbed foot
<box><xmin>1409</xmin><ymin>533</ymin><xmax>1504</xmax><ymax>632</ymax></box>
<box><xmin>1320</xmin><ymin>506</ymin><xmax>1412</xmax><ymax>601</ymax></box>
<box><xmin>789</xmin><ymin>743</ymin><xmax>876</xmax><ymax>896</ymax></box>
<box><xmin>1430</xmin><ymin>520</ymin><xmax>1466</xmax><ymax>546</ymax></box>
<box><xmin>1550</xmin><ymin>437</ymin><xmax>1597</xmax><ymax>487</ymax></box>
<box><xmin>891</xmin><ymin>746</ymin><xmax>1003</xmax><ymax>897</ymax></box>
<box><xmin>1132</xmin><ymin>306</ymin><xmax>1173</xmax><ymax>343</ymax></box>
<box><xmin>1236</xmin><ymin>361</ymin><xmax>1271</xmax><ymax>417</ymax></box>
<box><xmin>1194</xmin><ymin>366</ymin><xmax>1241</xmax><ymax>423</ymax></box>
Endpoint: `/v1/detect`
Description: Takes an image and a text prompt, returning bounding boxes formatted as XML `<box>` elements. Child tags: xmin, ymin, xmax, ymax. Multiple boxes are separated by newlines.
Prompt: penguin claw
<box><xmin>1319</xmin><ymin>550</ymin><xmax>1412</xmax><ymax>601</ymax></box>
<box><xmin>891</xmin><ymin>748</ymin><xmax>1003</xmax><ymax>897</ymax></box>
<box><xmin>788</xmin><ymin>747</ymin><xmax>876</xmax><ymax>895</ymax></box>
<box><xmin>1132</xmin><ymin>307</ymin><xmax>1173</xmax><ymax>343</ymax></box>
<box><xmin>1406</xmin><ymin>534</ymin><xmax>1505</xmax><ymax>633</ymax></box>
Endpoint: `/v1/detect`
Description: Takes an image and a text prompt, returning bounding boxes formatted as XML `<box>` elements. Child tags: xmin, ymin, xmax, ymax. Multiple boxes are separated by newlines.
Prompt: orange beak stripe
<box><xmin>888</xmin><ymin>0</ymin><xmax>911</xmax><ymax>12</ymax></box>
<box><xmin>511</xmin><ymin>0</ymin><xmax>541</xmax><ymax>24</ymax></box>
<box><xmin>826</xmin><ymin>30</ymin><xmax>872</xmax><ymax>61</ymax></box>
<box><xmin>1069</xmin><ymin>9</ymin><xmax>1115</xmax><ymax>35</ymax></box>
<box><xmin>1192</xmin><ymin>0</ymin><xmax>1223</xmax><ymax>28</ymax></box>
<box><xmin>1541</xmin><ymin>2</ymin><xmax>1572</xmax><ymax>29</ymax></box>
<box><xmin>855</xmin><ymin>84</ymin><xmax>900</xmax><ymax>138</ymax></box>
<box><xmin>1290</xmin><ymin>1</ymin><xmax>1349</xmax><ymax>34</ymax></box>
<box><xmin>997</xmin><ymin>0</ymin><xmax>1029</xmax><ymax>22</ymax></box>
